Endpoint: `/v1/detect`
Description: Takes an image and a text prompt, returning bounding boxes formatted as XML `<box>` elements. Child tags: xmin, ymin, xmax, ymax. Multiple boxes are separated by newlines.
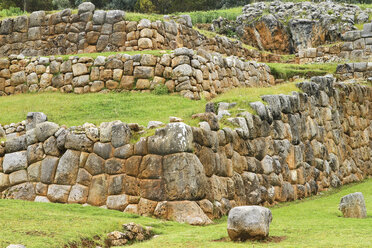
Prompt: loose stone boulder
<box><xmin>339</xmin><ymin>192</ymin><xmax>367</xmax><ymax>218</ymax></box>
<box><xmin>227</xmin><ymin>206</ymin><xmax>272</xmax><ymax>241</ymax></box>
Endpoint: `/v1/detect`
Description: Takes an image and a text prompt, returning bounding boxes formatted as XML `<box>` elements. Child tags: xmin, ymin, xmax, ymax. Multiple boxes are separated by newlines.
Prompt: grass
<box><xmin>53</xmin><ymin>50</ymin><xmax>172</xmax><ymax>60</ymax></box>
<box><xmin>267</xmin><ymin>63</ymin><xmax>338</xmax><ymax>81</ymax></box>
<box><xmin>0</xmin><ymin>82</ymin><xmax>303</xmax><ymax>128</ymax></box>
<box><xmin>1</xmin><ymin>178</ymin><xmax>371</xmax><ymax>248</ymax></box>
<box><xmin>0</xmin><ymin>92</ymin><xmax>206</xmax><ymax>127</ymax></box>
<box><xmin>125</xmin><ymin>12</ymin><xmax>164</xmax><ymax>22</ymax></box>
<box><xmin>181</xmin><ymin>7</ymin><xmax>242</xmax><ymax>24</ymax></box>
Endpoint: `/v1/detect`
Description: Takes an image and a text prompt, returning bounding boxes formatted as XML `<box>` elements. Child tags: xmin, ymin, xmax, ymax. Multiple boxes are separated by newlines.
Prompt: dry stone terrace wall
<box><xmin>0</xmin><ymin>48</ymin><xmax>273</xmax><ymax>100</ymax></box>
<box><xmin>298</xmin><ymin>22</ymin><xmax>372</xmax><ymax>63</ymax></box>
<box><xmin>0</xmin><ymin>2</ymin><xmax>282</xmax><ymax>63</ymax></box>
<box><xmin>336</xmin><ymin>62</ymin><xmax>372</xmax><ymax>81</ymax></box>
<box><xmin>0</xmin><ymin>76</ymin><xmax>371</xmax><ymax>224</ymax></box>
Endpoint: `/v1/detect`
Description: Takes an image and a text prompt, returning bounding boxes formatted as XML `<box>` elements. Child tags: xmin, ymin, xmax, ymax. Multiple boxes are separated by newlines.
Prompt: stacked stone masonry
<box><xmin>0</xmin><ymin>48</ymin><xmax>273</xmax><ymax>100</ymax></box>
<box><xmin>336</xmin><ymin>62</ymin><xmax>372</xmax><ymax>81</ymax></box>
<box><xmin>1</xmin><ymin>76</ymin><xmax>371</xmax><ymax>224</ymax></box>
<box><xmin>298</xmin><ymin>22</ymin><xmax>372</xmax><ymax>63</ymax></box>
<box><xmin>0</xmin><ymin>3</ymin><xmax>281</xmax><ymax>63</ymax></box>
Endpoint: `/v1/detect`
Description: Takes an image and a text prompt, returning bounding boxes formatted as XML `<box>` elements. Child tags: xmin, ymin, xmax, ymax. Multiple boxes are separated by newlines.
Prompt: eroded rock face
<box><xmin>235</xmin><ymin>1</ymin><xmax>369</xmax><ymax>53</ymax></box>
<box><xmin>339</xmin><ymin>192</ymin><xmax>367</xmax><ymax>218</ymax></box>
<box><xmin>227</xmin><ymin>206</ymin><xmax>272</xmax><ymax>241</ymax></box>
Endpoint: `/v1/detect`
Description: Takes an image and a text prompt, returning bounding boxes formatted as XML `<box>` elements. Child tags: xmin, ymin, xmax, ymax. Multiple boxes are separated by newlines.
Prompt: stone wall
<box><xmin>0</xmin><ymin>48</ymin><xmax>273</xmax><ymax>100</ymax></box>
<box><xmin>336</xmin><ymin>62</ymin><xmax>372</xmax><ymax>81</ymax></box>
<box><xmin>1</xmin><ymin>76</ymin><xmax>371</xmax><ymax>224</ymax></box>
<box><xmin>0</xmin><ymin>2</ymin><xmax>282</xmax><ymax>63</ymax></box>
<box><xmin>298</xmin><ymin>22</ymin><xmax>372</xmax><ymax>63</ymax></box>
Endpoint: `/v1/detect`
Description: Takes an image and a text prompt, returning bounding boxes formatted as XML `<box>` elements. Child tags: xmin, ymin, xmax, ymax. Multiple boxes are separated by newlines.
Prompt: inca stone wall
<box><xmin>1</xmin><ymin>76</ymin><xmax>371</xmax><ymax>224</ymax></box>
<box><xmin>336</xmin><ymin>62</ymin><xmax>372</xmax><ymax>81</ymax></box>
<box><xmin>0</xmin><ymin>48</ymin><xmax>273</xmax><ymax>100</ymax></box>
<box><xmin>298</xmin><ymin>22</ymin><xmax>372</xmax><ymax>63</ymax></box>
<box><xmin>0</xmin><ymin>2</ymin><xmax>281</xmax><ymax>63</ymax></box>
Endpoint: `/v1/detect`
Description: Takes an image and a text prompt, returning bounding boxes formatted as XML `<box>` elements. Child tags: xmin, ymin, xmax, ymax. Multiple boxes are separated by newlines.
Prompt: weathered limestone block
<box><xmin>35</xmin><ymin>122</ymin><xmax>59</xmax><ymax>142</ymax></box>
<box><xmin>148</xmin><ymin>123</ymin><xmax>193</xmax><ymax>155</ymax></box>
<box><xmin>54</xmin><ymin>150</ymin><xmax>80</xmax><ymax>185</ymax></box>
<box><xmin>154</xmin><ymin>201</ymin><xmax>212</xmax><ymax>225</ymax></box>
<box><xmin>27</xmin><ymin>162</ymin><xmax>41</xmax><ymax>182</ymax></box>
<box><xmin>2</xmin><ymin>182</ymin><xmax>35</xmax><ymax>201</ymax></box>
<box><xmin>162</xmin><ymin>152</ymin><xmax>207</xmax><ymax>200</ymax></box>
<box><xmin>68</xmin><ymin>184</ymin><xmax>89</xmax><ymax>203</ymax></box>
<box><xmin>87</xmin><ymin>174</ymin><xmax>108</xmax><ymax>206</ymax></box>
<box><xmin>47</xmin><ymin>184</ymin><xmax>71</xmax><ymax>203</ymax></box>
<box><xmin>9</xmin><ymin>169</ymin><xmax>28</xmax><ymax>185</ymax></box>
<box><xmin>3</xmin><ymin>151</ymin><xmax>28</xmax><ymax>173</ymax></box>
<box><xmin>107</xmin><ymin>194</ymin><xmax>129</xmax><ymax>211</ymax></box>
<box><xmin>65</xmin><ymin>133</ymin><xmax>93</xmax><ymax>152</ymax></box>
<box><xmin>5</xmin><ymin>135</ymin><xmax>26</xmax><ymax>153</ymax></box>
<box><xmin>93</xmin><ymin>142</ymin><xmax>113</xmax><ymax>159</ymax></box>
<box><xmin>339</xmin><ymin>192</ymin><xmax>367</xmax><ymax>218</ymax></box>
<box><xmin>40</xmin><ymin>156</ymin><xmax>59</xmax><ymax>184</ymax></box>
<box><xmin>0</xmin><ymin>173</ymin><xmax>10</xmax><ymax>191</ymax></box>
<box><xmin>227</xmin><ymin>206</ymin><xmax>272</xmax><ymax>241</ymax></box>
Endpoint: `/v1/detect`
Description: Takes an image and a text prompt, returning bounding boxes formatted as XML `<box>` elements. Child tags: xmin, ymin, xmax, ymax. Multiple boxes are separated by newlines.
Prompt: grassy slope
<box><xmin>0</xmin><ymin>179</ymin><xmax>371</xmax><ymax>248</ymax></box>
<box><xmin>0</xmin><ymin>82</ymin><xmax>300</xmax><ymax>127</ymax></box>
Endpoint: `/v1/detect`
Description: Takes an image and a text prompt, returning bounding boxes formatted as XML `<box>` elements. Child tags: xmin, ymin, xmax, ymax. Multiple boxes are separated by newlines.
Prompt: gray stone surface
<box><xmin>148</xmin><ymin>123</ymin><xmax>193</xmax><ymax>155</ymax></box>
<box><xmin>227</xmin><ymin>206</ymin><xmax>272</xmax><ymax>241</ymax></box>
<box><xmin>3</xmin><ymin>151</ymin><xmax>28</xmax><ymax>173</ymax></box>
<box><xmin>339</xmin><ymin>192</ymin><xmax>367</xmax><ymax>218</ymax></box>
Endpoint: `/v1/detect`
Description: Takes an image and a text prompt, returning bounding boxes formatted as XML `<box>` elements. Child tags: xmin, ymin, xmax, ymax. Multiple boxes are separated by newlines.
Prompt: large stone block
<box><xmin>87</xmin><ymin>174</ymin><xmax>108</xmax><ymax>206</ymax></box>
<box><xmin>65</xmin><ymin>133</ymin><xmax>93</xmax><ymax>152</ymax></box>
<box><xmin>3</xmin><ymin>151</ymin><xmax>27</xmax><ymax>173</ymax></box>
<box><xmin>2</xmin><ymin>182</ymin><xmax>35</xmax><ymax>201</ymax></box>
<box><xmin>154</xmin><ymin>201</ymin><xmax>212</xmax><ymax>225</ymax></box>
<box><xmin>339</xmin><ymin>192</ymin><xmax>367</xmax><ymax>218</ymax></box>
<box><xmin>133</xmin><ymin>66</ymin><xmax>154</xmax><ymax>79</ymax></box>
<box><xmin>107</xmin><ymin>194</ymin><xmax>129</xmax><ymax>211</ymax></box>
<box><xmin>47</xmin><ymin>184</ymin><xmax>71</xmax><ymax>203</ymax></box>
<box><xmin>68</xmin><ymin>184</ymin><xmax>89</xmax><ymax>203</ymax></box>
<box><xmin>148</xmin><ymin>123</ymin><xmax>193</xmax><ymax>155</ymax></box>
<box><xmin>162</xmin><ymin>152</ymin><xmax>207</xmax><ymax>200</ymax></box>
<box><xmin>40</xmin><ymin>156</ymin><xmax>59</xmax><ymax>184</ymax></box>
<box><xmin>54</xmin><ymin>150</ymin><xmax>80</xmax><ymax>185</ymax></box>
<box><xmin>227</xmin><ymin>206</ymin><xmax>272</xmax><ymax>241</ymax></box>
<box><xmin>35</xmin><ymin>122</ymin><xmax>59</xmax><ymax>142</ymax></box>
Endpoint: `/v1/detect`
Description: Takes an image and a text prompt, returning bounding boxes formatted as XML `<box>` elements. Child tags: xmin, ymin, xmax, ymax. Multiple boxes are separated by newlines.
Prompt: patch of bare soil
<box><xmin>212</xmin><ymin>236</ymin><xmax>287</xmax><ymax>244</ymax></box>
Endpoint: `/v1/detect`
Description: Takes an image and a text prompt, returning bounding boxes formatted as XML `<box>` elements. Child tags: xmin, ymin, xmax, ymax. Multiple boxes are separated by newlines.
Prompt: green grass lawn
<box><xmin>0</xmin><ymin>82</ymin><xmax>300</xmax><ymax>127</ymax></box>
<box><xmin>268</xmin><ymin>63</ymin><xmax>338</xmax><ymax>80</ymax></box>
<box><xmin>1</xmin><ymin>179</ymin><xmax>371</xmax><ymax>248</ymax></box>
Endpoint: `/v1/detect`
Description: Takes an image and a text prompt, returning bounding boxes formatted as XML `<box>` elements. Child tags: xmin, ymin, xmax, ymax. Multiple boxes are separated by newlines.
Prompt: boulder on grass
<box><xmin>339</xmin><ymin>192</ymin><xmax>367</xmax><ymax>218</ymax></box>
<box><xmin>227</xmin><ymin>206</ymin><xmax>272</xmax><ymax>241</ymax></box>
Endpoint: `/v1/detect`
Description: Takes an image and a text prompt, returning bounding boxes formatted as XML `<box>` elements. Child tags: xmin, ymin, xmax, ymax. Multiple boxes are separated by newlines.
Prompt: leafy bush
<box><xmin>0</xmin><ymin>7</ymin><xmax>25</xmax><ymax>18</ymax></box>
<box><xmin>152</xmin><ymin>84</ymin><xmax>169</xmax><ymax>95</ymax></box>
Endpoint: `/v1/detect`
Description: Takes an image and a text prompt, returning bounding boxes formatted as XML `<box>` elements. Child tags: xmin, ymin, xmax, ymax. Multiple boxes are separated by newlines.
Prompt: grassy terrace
<box><xmin>0</xmin><ymin>179</ymin><xmax>371</xmax><ymax>248</ymax></box>
<box><xmin>268</xmin><ymin>63</ymin><xmax>338</xmax><ymax>81</ymax></box>
<box><xmin>0</xmin><ymin>82</ymin><xmax>300</xmax><ymax>128</ymax></box>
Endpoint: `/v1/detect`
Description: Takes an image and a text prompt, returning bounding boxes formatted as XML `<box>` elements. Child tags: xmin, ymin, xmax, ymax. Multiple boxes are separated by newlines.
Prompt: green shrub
<box><xmin>152</xmin><ymin>84</ymin><xmax>169</xmax><ymax>95</ymax></box>
<box><xmin>0</xmin><ymin>7</ymin><xmax>25</xmax><ymax>18</ymax></box>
